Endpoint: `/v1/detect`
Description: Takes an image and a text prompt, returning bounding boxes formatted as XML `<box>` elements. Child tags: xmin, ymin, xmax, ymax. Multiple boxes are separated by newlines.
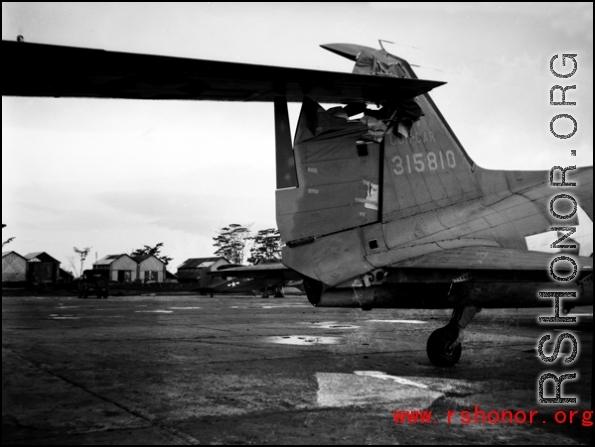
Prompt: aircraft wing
<box><xmin>389</xmin><ymin>246</ymin><xmax>593</xmax><ymax>272</ymax></box>
<box><xmin>209</xmin><ymin>263</ymin><xmax>302</xmax><ymax>281</ymax></box>
<box><xmin>2</xmin><ymin>40</ymin><xmax>444</xmax><ymax>103</ymax></box>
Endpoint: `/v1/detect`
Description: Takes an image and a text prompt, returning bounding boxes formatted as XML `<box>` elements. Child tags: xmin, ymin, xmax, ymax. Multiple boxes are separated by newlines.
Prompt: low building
<box><xmin>94</xmin><ymin>254</ymin><xmax>138</xmax><ymax>283</ymax></box>
<box><xmin>24</xmin><ymin>252</ymin><xmax>61</xmax><ymax>284</ymax></box>
<box><xmin>176</xmin><ymin>257</ymin><xmax>229</xmax><ymax>287</ymax></box>
<box><xmin>165</xmin><ymin>270</ymin><xmax>179</xmax><ymax>283</ymax></box>
<box><xmin>58</xmin><ymin>268</ymin><xmax>74</xmax><ymax>284</ymax></box>
<box><xmin>2</xmin><ymin>251</ymin><xmax>27</xmax><ymax>283</ymax></box>
<box><xmin>131</xmin><ymin>255</ymin><xmax>166</xmax><ymax>283</ymax></box>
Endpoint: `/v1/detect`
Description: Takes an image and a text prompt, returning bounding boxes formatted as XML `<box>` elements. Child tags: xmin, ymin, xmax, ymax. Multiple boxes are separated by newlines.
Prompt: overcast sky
<box><xmin>2</xmin><ymin>2</ymin><xmax>593</xmax><ymax>273</ymax></box>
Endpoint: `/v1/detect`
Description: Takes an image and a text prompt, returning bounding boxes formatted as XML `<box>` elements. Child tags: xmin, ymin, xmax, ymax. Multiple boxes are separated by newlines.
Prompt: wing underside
<box><xmin>209</xmin><ymin>263</ymin><xmax>302</xmax><ymax>281</ymax></box>
<box><xmin>3</xmin><ymin>41</ymin><xmax>444</xmax><ymax>103</ymax></box>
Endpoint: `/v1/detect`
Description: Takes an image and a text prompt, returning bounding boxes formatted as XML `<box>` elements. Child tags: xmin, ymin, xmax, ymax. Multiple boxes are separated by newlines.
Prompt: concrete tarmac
<box><xmin>2</xmin><ymin>294</ymin><xmax>592</xmax><ymax>445</ymax></box>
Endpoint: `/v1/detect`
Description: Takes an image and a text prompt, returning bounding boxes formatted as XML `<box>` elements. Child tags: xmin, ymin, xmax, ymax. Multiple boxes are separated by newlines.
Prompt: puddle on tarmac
<box><xmin>229</xmin><ymin>304</ymin><xmax>310</xmax><ymax>309</ymax></box>
<box><xmin>316</xmin><ymin>371</ymin><xmax>442</xmax><ymax>409</ymax></box>
<box><xmin>304</xmin><ymin>321</ymin><xmax>360</xmax><ymax>329</ymax></box>
<box><xmin>169</xmin><ymin>307</ymin><xmax>201</xmax><ymax>310</ymax></box>
<box><xmin>367</xmin><ymin>319</ymin><xmax>427</xmax><ymax>324</ymax></box>
<box><xmin>261</xmin><ymin>305</ymin><xmax>311</xmax><ymax>309</ymax></box>
<box><xmin>263</xmin><ymin>335</ymin><xmax>343</xmax><ymax>345</ymax></box>
<box><xmin>135</xmin><ymin>310</ymin><xmax>173</xmax><ymax>314</ymax></box>
<box><xmin>354</xmin><ymin>371</ymin><xmax>429</xmax><ymax>389</ymax></box>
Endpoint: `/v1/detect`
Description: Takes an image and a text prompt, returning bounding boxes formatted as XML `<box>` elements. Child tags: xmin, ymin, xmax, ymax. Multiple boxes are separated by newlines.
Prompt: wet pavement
<box><xmin>2</xmin><ymin>294</ymin><xmax>592</xmax><ymax>444</ymax></box>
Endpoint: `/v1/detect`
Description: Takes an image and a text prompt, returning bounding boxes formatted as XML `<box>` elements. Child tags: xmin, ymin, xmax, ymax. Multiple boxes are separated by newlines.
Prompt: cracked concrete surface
<box><xmin>2</xmin><ymin>295</ymin><xmax>592</xmax><ymax>444</ymax></box>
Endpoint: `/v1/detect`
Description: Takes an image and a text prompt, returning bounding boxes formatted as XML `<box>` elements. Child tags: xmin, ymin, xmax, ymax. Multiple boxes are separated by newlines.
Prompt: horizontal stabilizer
<box><xmin>3</xmin><ymin>41</ymin><xmax>444</xmax><ymax>103</ymax></box>
<box><xmin>390</xmin><ymin>246</ymin><xmax>593</xmax><ymax>272</ymax></box>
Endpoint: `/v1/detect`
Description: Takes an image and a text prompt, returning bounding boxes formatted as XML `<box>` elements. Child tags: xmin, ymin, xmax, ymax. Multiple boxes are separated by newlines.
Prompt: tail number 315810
<box><xmin>392</xmin><ymin>150</ymin><xmax>456</xmax><ymax>175</ymax></box>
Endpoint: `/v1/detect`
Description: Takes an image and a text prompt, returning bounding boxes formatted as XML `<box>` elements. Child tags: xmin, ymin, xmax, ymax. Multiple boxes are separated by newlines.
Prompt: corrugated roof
<box><xmin>198</xmin><ymin>261</ymin><xmax>215</xmax><ymax>268</ymax></box>
<box><xmin>95</xmin><ymin>254</ymin><xmax>131</xmax><ymax>265</ymax></box>
<box><xmin>131</xmin><ymin>254</ymin><xmax>165</xmax><ymax>265</ymax></box>
<box><xmin>177</xmin><ymin>257</ymin><xmax>227</xmax><ymax>270</ymax></box>
<box><xmin>2</xmin><ymin>251</ymin><xmax>26</xmax><ymax>259</ymax></box>
<box><xmin>24</xmin><ymin>252</ymin><xmax>60</xmax><ymax>263</ymax></box>
<box><xmin>25</xmin><ymin>252</ymin><xmax>43</xmax><ymax>259</ymax></box>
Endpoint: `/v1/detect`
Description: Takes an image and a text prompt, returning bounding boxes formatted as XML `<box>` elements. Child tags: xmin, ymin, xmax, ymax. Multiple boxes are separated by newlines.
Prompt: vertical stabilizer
<box><xmin>320</xmin><ymin>43</ymin><xmax>482</xmax><ymax>221</ymax></box>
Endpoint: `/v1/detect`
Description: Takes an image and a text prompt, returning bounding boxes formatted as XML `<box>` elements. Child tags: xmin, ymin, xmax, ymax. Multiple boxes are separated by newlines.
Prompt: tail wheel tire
<box><xmin>426</xmin><ymin>326</ymin><xmax>462</xmax><ymax>367</ymax></box>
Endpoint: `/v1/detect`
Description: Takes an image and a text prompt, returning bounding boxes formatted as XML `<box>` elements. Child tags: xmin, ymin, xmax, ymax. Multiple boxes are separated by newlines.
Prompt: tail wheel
<box><xmin>426</xmin><ymin>326</ymin><xmax>462</xmax><ymax>367</ymax></box>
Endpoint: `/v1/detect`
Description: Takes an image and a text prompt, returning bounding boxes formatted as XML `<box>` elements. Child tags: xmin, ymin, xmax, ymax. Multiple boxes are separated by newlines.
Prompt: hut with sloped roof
<box><xmin>176</xmin><ymin>257</ymin><xmax>229</xmax><ymax>287</ymax></box>
<box><xmin>93</xmin><ymin>254</ymin><xmax>138</xmax><ymax>283</ymax></box>
<box><xmin>24</xmin><ymin>252</ymin><xmax>61</xmax><ymax>284</ymax></box>
<box><xmin>131</xmin><ymin>254</ymin><xmax>166</xmax><ymax>283</ymax></box>
<box><xmin>2</xmin><ymin>251</ymin><xmax>28</xmax><ymax>283</ymax></box>
<box><xmin>58</xmin><ymin>268</ymin><xmax>74</xmax><ymax>284</ymax></box>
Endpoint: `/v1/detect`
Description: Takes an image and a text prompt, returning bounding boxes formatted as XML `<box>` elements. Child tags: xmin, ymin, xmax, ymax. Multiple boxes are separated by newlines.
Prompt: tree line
<box><xmin>3</xmin><ymin>222</ymin><xmax>280</xmax><ymax>278</ymax></box>
<box><xmin>213</xmin><ymin>224</ymin><xmax>281</xmax><ymax>264</ymax></box>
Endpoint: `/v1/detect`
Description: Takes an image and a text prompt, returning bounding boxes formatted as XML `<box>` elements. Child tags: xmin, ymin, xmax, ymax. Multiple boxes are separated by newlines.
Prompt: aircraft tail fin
<box><xmin>276</xmin><ymin>43</ymin><xmax>482</xmax><ymax>246</ymax></box>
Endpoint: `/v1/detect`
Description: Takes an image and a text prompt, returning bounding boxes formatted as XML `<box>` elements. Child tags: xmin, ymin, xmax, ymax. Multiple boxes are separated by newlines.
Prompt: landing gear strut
<box><xmin>426</xmin><ymin>305</ymin><xmax>480</xmax><ymax>367</ymax></box>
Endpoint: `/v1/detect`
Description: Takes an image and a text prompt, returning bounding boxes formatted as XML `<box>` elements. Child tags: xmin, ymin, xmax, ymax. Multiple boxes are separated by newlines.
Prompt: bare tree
<box><xmin>66</xmin><ymin>256</ymin><xmax>79</xmax><ymax>278</ymax></box>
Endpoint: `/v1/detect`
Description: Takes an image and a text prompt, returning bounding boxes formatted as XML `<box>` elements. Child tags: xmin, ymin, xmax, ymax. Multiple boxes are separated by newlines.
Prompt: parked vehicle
<box><xmin>78</xmin><ymin>269</ymin><xmax>109</xmax><ymax>299</ymax></box>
